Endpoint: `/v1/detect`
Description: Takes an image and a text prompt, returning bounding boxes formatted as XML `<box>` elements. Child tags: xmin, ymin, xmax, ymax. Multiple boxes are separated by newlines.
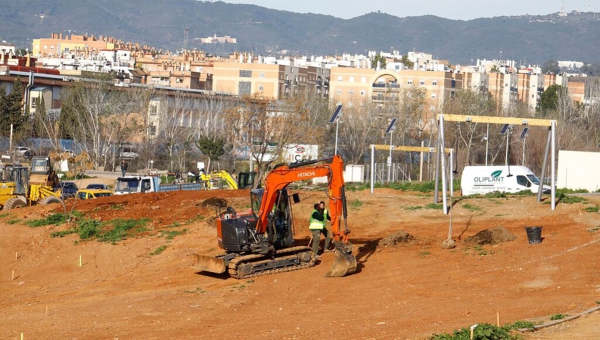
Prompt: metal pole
<box><xmin>551</xmin><ymin>121</ymin><xmax>556</xmax><ymax>211</ymax></box>
<box><xmin>537</xmin><ymin>128</ymin><xmax>552</xmax><ymax>203</ymax></box>
<box><xmin>522</xmin><ymin>137</ymin><xmax>526</xmax><ymax>166</ymax></box>
<box><xmin>419</xmin><ymin>140</ymin><xmax>424</xmax><ymax>182</ymax></box>
<box><xmin>505</xmin><ymin>127</ymin><xmax>510</xmax><ymax>166</ymax></box>
<box><xmin>249</xmin><ymin>124</ymin><xmax>253</xmax><ymax>172</ymax></box>
<box><xmin>485</xmin><ymin>123</ymin><xmax>489</xmax><ymax>166</ymax></box>
<box><xmin>334</xmin><ymin>118</ymin><xmax>339</xmax><ymax>155</ymax></box>
<box><xmin>434</xmin><ymin>118</ymin><xmax>441</xmax><ymax>204</ymax></box>
<box><xmin>450</xmin><ymin>149</ymin><xmax>454</xmax><ymax>195</ymax></box>
<box><xmin>439</xmin><ymin>116</ymin><xmax>448</xmax><ymax>214</ymax></box>
<box><xmin>387</xmin><ymin>130</ymin><xmax>393</xmax><ymax>182</ymax></box>
<box><xmin>370</xmin><ymin>144</ymin><xmax>375</xmax><ymax>193</ymax></box>
<box><xmin>9</xmin><ymin>124</ymin><xmax>13</xmax><ymax>152</ymax></box>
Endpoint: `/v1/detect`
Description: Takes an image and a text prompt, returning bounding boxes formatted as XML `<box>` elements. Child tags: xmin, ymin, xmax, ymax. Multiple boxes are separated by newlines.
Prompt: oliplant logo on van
<box><xmin>474</xmin><ymin>170</ymin><xmax>504</xmax><ymax>183</ymax></box>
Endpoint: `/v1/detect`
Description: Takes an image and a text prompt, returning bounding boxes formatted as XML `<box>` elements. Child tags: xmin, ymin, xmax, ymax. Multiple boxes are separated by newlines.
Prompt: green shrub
<box><xmin>150</xmin><ymin>245</ymin><xmax>167</xmax><ymax>256</ymax></box>
<box><xmin>160</xmin><ymin>229</ymin><xmax>188</xmax><ymax>240</ymax></box>
<box><xmin>584</xmin><ymin>205</ymin><xmax>599</xmax><ymax>213</ymax></box>
<box><xmin>558</xmin><ymin>194</ymin><xmax>586</xmax><ymax>204</ymax></box>
<box><xmin>550</xmin><ymin>314</ymin><xmax>566</xmax><ymax>320</ymax></box>
<box><xmin>425</xmin><ymin>203</ymin><xmax>443</xmax><ymax>210</ymax></box>
<box><xmin>77</xmin><ymin>219</ymin><xmax>101</xmax><ymax>239</ymax></box>
<box><xmin>98</xmin><ymin>218</ymin><xmax>150</xmax><ymax>243</ymax></box>
<box><xmin>50</xmin><ymin>230</ymin><xmax>76</xmax><ymax>238</ymax></box>
<box><xmin>462</xmin><ymin>204</ymin><xmax>482</xmax><ymax>212</ymax></box>
<box><xmin>431</xmin><ymin>323</ymin><xmax>517</xmax><ymax>340</ymax></box>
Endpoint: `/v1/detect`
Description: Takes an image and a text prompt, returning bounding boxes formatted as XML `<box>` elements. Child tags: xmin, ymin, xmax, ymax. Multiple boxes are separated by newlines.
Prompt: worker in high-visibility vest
<box><xmin>308</xmin><ymin>203</ymin><xmax>327</xmax><ymax>257</ymax></box>
<box><xmin>319</xmin><ymin>201</ymin><xmax>332</xmax><ymax>252</ymax></box>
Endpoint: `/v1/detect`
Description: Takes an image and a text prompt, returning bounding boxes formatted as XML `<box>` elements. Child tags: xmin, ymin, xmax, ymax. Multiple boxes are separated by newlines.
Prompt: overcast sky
<box><xmin>222</xmin><ymin>0</ymin><xmax>594</xmax><ymax>20</ymax></box>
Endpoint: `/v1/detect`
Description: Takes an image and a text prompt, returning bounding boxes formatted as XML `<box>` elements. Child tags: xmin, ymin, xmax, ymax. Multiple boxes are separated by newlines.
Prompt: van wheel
<box><xmin>3</xmin><ymin>198</ymin><xmax>27</xmax><ymax>210</ymax></box>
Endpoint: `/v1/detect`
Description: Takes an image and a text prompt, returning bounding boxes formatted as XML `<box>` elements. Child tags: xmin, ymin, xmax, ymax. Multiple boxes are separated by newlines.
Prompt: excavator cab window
<box><xmin>250</xmin><ymin>189</ymin><xmax>263</xmax><ymax>219</ymax></box>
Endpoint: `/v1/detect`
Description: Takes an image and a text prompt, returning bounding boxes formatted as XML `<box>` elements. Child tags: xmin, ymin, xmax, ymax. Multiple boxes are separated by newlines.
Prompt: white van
<box><xmin>461</xmin><ymin>165</ymin><xmax>550</xmax><ymax>196</ymax></box>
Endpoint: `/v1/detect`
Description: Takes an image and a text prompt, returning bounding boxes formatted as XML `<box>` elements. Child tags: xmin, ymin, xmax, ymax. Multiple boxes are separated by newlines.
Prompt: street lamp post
<box><xmin>329</xmin><ymin>105</ymin><xmax>343</xmax><ymax>155</ymax></box>
<box><xmin>385</xmin><ymin>118</ymin><xmax>397</xmax><ymax>183</ymax></box>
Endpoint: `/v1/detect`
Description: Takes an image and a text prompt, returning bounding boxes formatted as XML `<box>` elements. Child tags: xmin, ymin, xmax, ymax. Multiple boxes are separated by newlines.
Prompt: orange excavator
<box><xmin>194</xmin><ymin>155</ymin><xmax>357</xmax><ymax>278</ymax></box>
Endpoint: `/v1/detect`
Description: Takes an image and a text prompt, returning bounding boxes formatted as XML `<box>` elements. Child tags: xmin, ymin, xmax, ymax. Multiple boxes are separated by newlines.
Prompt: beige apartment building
<box><xmin>328</xmin><ymin>67</ymin><xmax>462</xmax><ymax>112</ymax></box>
<box><xmin>32</xmin><ymin>33</ymin><xmax>120</xmax><ymax>57</ymax></box>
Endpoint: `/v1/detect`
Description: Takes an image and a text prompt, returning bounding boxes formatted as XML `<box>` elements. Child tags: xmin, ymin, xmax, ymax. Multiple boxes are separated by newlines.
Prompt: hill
<box><xmin>1</xmin><ymin>0</ymin><xmax>600</xmax><ymax>64</ymax></box>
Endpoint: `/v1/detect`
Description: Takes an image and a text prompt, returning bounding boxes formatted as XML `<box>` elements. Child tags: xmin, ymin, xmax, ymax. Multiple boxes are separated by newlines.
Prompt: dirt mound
<box><xmin>378</xmin><ymin>230</ymin><xmax>416</xmax><ymax>247</ymax></box>
<box><xmin>198</xmin><ymin>197</ymin><xmax>229</xmax><ymax>209</ymax></box>
<box><xmin>463</xmin><ymin>226</ymin><xmax>516</xmax><ymax>245</ymax></box>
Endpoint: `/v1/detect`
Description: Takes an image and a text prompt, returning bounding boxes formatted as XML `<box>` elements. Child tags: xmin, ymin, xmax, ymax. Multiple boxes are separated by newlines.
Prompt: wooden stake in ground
<box><xmin>46</xmin><ymin>306</ymin><xmax>48</xmax><ymax>316</ymax></box>
<box><xmin>16</xmin><ymin>251</ymin><xmax>18</xmax><ymax>259</ymax></box>
<box><xmin>497</xmin><ymin>311</ymin><xmax>500</xmax><ymax>327</ymax></box>
<box><xmin>12</xmin><ymin>270</ymin><xmax>15</xmax><ymax>281</ymax></box>
<box><xmin>79</xmin><ymin>255</ymin><xmax>82</xmax><ymax>267</ymax></box>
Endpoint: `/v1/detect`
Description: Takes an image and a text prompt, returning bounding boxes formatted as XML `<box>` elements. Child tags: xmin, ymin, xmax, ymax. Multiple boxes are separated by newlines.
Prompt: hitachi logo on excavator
<box><xmin>297</xmin><ymin>171</ymin><xmax>316</xmax><ymax>178</ymax></box>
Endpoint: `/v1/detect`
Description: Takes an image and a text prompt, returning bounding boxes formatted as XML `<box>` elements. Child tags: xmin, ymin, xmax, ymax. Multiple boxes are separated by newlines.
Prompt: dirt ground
<box><xmin>1</xmin><ymin>179</ymin><xmax>600</xmax><ymax>339</ymax></box>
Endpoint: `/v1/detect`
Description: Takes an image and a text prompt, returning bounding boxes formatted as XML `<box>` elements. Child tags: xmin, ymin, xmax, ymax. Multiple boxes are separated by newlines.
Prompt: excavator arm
<box><xmin>256</xmin><ymin>155</ymin><xmax>349</xmax><ymax>244</ymax></box>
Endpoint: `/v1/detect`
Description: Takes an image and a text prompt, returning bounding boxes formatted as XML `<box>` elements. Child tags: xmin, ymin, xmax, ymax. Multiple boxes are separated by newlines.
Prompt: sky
<box><xmin>222</xmin><ymin>0</ymin><xmax>595</xmax><ymax>20</ymax></box>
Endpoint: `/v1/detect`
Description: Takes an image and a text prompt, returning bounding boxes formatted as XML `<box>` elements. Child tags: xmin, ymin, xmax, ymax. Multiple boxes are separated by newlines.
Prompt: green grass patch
<box><xmin>483</xmin><ymin>191</ymin><xmax>507</xmax><ymax>198</ymax></box>
<box><xmin>349</xmin><ymin>199</ymin><xmax>363</xmax><ymax>209</ymax></box>
<box><xmin>25</xmin><ymin>212</ymin><xmax>82</xmax><ymax>227</ymax></box>
<box><xmin>160</xmin><ymin>228</ymin><xmax>188</xmax><ymax>240</ymax></box>
<box><xmin>494</xmin><ymin>214</ymin><xmax>508</xmax><ymax>217</ymax></box>
<box><xmin>550</xmin><ymin>314</ymin><xmax>566</xmax><ymax>320</ymax></box>
<box><xmin>110</xmin><ymin>204</ymin><xmax>124</xmax><ymax>210</ymax></box>
<box><xmin>7</xmin><ymin>218</ymin><xmax>21</xmax><ymax>225</ymax></box>
<box><xmin>50</xmin><ymin>230</ymin><xmax>76</xmax><ymax>238</ymax></box>
<box><xmin>184</xmin><ymin>287</ymin><xmax>206</xmax><ymax>294</ymax></box>
<box><xmin>584</xmin><ymin>205</ymin><xmax>599</xmax><ymax>213</ymax></box>
<box><xmin>0</xmin><ymin>213</ymin><xmax>9</xmax><ymax>219</ymax></box>
<box><xmin>431</xmin><ymin>322</ymin><xmax>519</xmax><ymax>340</ymax></box>
<box><xmin>404</xmin><ymin>205</ymin><xmax>423</xmax><ymax>211</ymax></box>
<box><xmin>419</xmin><ymin>251</ymin><xmax>431</xmax><ymax>257</ymax></box>
<box><xmin>425</xmin><ymin>203</ymin><xmax>443</xmax><ymax>210</ymax></box>
<box><xmin>98</xmin><ymin>218</ymin><xmax>151</xmax><ymax>243</ymax></box>
<box><xmin>150</xmin><ymin>245</ymin><xmax>167</xmax><ymax>256</ymax></box>
<box><xmin>76</xmin><ymin>218</ymin><xmax>101</xmax><ymax>239</ymax></box>
<box><xmin>462</xmin><ymin>203</ymin><xmax>482</xmax><ymax>212</ymax></box>
<box><xmin>558</xmin><ymin>193</ymin><xmax>587</xmax><ymax>204</ymax></box>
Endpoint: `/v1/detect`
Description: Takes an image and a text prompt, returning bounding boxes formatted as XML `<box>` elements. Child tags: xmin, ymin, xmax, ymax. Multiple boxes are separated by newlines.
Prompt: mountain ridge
<box><xmin>1</xmin><ymin>0</ymin><xmax>599</xmax><ymax>65</ymax></box>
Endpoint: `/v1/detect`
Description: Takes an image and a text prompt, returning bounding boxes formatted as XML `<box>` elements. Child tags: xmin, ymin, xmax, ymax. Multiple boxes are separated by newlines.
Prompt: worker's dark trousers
<box><xmin>311</xmin><ymin>228</ymin><xmax>331</xmax><ymax>255</ymax></box>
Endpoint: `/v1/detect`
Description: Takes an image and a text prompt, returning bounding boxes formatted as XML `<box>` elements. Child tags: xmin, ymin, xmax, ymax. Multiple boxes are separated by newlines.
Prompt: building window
<box><xmin>432</xmin><ymin>80</ymin><xmax>438</xmax><ymax>86</ymax></box>
<box><xmin>176</xmin><ymin>78</ymin><xmax>183</xmax><ymax>83</ymax></box>
<box><xmin>408</xmin><ymin>80</ymin><xmax>413</xmax><ymax>85</ymax></box>
<box><xmin>149</xmin><ymin>125</ymin><xmax>157</xmax><ymax>136</ymax></box>
<box><xmin>360</xmin><ymin>90</ymin><xmax>365</xmax><ymax>96</ymax></box>
<box><xmin>239</xmin><ymin>81</ymin><xmax>251</xmax><ymax>95</ymax></box>
<box><xmin>348</xmin><ymin>89</ymin><xmax>354</xmax><ymax>95</ymax></box>
<box><xmin>336</xmin><ymin>89</ymin><xmax>342</xmax><ymax>95</ymax></box>
<box><xmin>150</xmin><ymin>106</ymin><xmax>157</xmax><ymax>115</ymax></box>
<box><xmin>419</xmin><ymin>80</ymin><xmax>425</xmax><ymax>85</ymax></box>
<box><xmin>336</xmin><ymin>76</ymin><xmax>343</xmax><ymax>81</ymax></box>
<box><xmin>361</xmin><ymin>77</ymin><xmax>367</xmax><ymax>83</ymax></box>
<box><xmin>31</xmin><ymin>97</ymin><xmax>38</xmax><ymax>108</ymax></box>
<box><xmin>239</xmin><ymin>70</ymin><xmax>252</xmax><ymax>77</ymax></box>
<box><xmin>349</xmin><ymin>76</ymin><xmax>355</xmax><ymax>82</ymax></box>
<box><xmin>259</xmin><ymin>72</ymin><xmax>265</xmax><ymax>78</ymax></box>
<box><xmin>431</xmin><ymin>93</ymin><xmax>437</xmax><ymax>99</ymax></box>
<box><xmin>259</xmin><ymin>85</ymin><xmax>264</xmax><ymax>91</ymax></box>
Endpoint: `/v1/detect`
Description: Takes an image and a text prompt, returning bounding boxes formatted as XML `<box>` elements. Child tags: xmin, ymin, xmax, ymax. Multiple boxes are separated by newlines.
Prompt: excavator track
<box><xmin>228</xmin><ymin>246</ymin><xmax>315</xmax><ymax>279</ymax></box>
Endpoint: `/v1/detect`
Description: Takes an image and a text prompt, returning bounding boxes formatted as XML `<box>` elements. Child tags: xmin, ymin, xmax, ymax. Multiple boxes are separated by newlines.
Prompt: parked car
<box><xmin>86</xmin><ymin>183</ymin><xmax>109</xmax><ymax>190</ymax></box>
<box><xmin>16</xmin><ymin>146</ymin><xmax>33</xmax><ymax>160</ymax></box>
<box><xmin>57</xmin><ymin>182</ymin><xmax>78</xmax><ymax>199</ymax></box>
<box><xmin>76</xmin><ymin>189</ymin><xmax>113</xmax><ymax>200</ymax></box>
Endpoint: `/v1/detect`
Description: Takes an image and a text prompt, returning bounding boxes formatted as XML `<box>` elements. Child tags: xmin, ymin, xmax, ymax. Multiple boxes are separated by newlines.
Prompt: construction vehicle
<box><xmin>0</xmin><ymin>156</ymin><xmax>62</xmax><ymax>210</ymax></box>
<box><xmin>199</xmin><ymin>170</ymin><xmax>238</xmax><ymax>190</ymax></box>
<box><xmin>194</xmin><ymin>155</ymin><xmax>357</xmax><ymax>278</ymax></box>
<box><xmin>114</xmin><ymin>175</ymin><xmax>203</xmax><ymax>194</ymax></box>
<box><xmin>236</xmin><ymin>171</ymin><xmax>256</xmax><ymax>189</ymax></box>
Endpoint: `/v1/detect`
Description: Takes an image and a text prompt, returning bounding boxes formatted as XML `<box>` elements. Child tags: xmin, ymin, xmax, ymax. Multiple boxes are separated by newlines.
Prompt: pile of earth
<box><xmin>378</xmin><ymin>230</ymin><xmax>416</xmax><ymax>247</ymax></box>
<box><xmin>463</xmin><ymin>226</ymin><xmax>517</xmax><ymax>245</ymax></box>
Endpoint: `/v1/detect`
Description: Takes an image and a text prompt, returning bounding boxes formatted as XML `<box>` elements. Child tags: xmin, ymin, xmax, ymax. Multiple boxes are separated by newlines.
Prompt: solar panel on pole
<box><xmin>520</xmin><ymin>127</ymin><xmax>529</xmax><ymax>140</ymax></box>
<box><xmin>500</xmin><ymin>124</ymin><xmax>510</xmax><ymax>135</ymax></box>
<box><xmin>329</xmin><ymin>104</ymin><xmax>342</xmax><ymax>123</ymax></box>
<box><xmin>385</xmin><ymin>118</ymin><xmax>397</xmax><ymax>135</ymax></box>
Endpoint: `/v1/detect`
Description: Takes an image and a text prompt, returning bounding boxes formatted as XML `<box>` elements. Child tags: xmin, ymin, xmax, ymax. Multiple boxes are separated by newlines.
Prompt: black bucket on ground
<box><xmin>525</xmin><ymin>226</ymin><xmax>542</xmax><ymax>244</ymax></box>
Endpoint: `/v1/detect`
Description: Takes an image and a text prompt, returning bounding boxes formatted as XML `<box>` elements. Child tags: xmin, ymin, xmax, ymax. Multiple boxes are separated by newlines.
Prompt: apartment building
<box><xmin>32</xmin><ymin>33</ymin><xmax>121</xmax><ymax>57</ymax></box>
<box><xmin>328</xmin><ymin>67</ymin><xmax>461</xmax><ymax>112</ymax></box>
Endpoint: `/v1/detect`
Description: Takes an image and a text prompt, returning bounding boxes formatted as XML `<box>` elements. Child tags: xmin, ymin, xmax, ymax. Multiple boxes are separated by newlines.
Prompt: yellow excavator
<box><xmin>0</xmin><ymin>156</ymin><xmax>62</xmax><ymax>210</ymax></box>
<box><xmin>199</xmin><ymin>170</ymin><xmax>239</xmax><ymax>190</ymax></box>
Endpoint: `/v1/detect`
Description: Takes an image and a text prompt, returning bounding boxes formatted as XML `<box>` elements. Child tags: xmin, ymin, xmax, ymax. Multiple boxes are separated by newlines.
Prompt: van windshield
<box><xmin>526</xmin><ymin>174</ymin><xmax>540</xmax><ymax>185</ymax></box>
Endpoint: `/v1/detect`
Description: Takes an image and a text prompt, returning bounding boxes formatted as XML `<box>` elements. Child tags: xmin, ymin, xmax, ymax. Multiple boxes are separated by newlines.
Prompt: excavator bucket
<box><xmin>325</xmin><ymin>243</ymin><xmax>357</xmax><ymax>277</ymax></box>
<box><xmin>192</xmin><ymin>254</ymin><xmax>227</xmax><ymax>274</ymax></box>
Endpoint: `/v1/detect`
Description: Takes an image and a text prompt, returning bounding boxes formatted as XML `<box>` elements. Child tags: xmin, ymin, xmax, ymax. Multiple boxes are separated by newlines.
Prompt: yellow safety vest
<box><xmin>322</xmin><ymin>208</ymin><xmax>328</xmax><ymax>228</ymax></box>
<box><xmin>309</xmin><ymin>209</ymin><xmax>323</xmax><ymax>230</ymax></box>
